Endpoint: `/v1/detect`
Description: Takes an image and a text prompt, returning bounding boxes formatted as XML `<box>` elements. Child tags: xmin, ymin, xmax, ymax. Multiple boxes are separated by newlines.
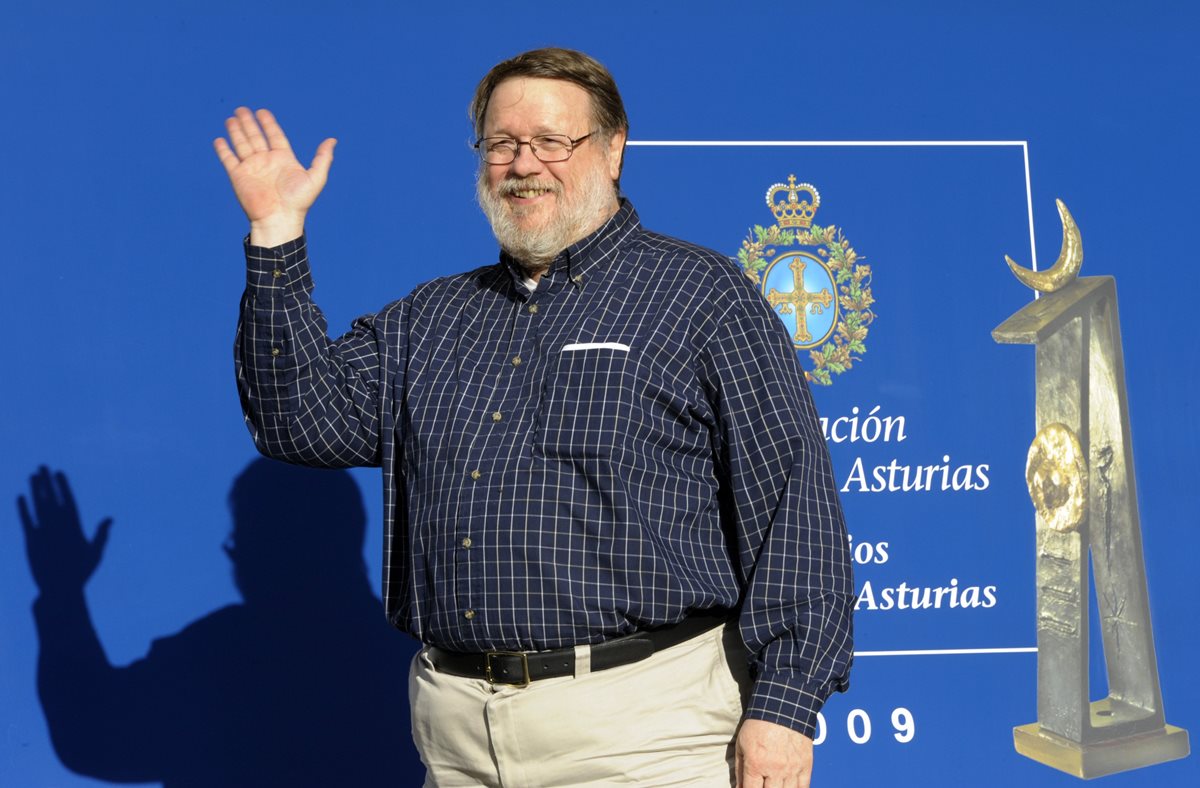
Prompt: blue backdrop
<box><xmin>3</xmin><ymin>1</ymin><xmax>1197</xmax><ymax>786</ymax></box>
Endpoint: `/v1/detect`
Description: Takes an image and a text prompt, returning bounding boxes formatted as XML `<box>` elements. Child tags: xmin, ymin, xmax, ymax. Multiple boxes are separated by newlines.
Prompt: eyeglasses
<box><xmin>474</xmin><ymin>132</ymin><xmax>595</xmax><ymax>164</ymax></box>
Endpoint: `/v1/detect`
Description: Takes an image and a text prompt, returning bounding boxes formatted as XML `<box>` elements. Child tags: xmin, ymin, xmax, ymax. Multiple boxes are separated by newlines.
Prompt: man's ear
<box><xmin>607</xmin><ymin>129</ymin><xmax>627</xmax><ymax>182</ymax></box>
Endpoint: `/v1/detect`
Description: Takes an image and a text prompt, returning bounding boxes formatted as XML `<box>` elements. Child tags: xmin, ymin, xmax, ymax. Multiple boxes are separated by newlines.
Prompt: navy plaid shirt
<box><xmin>235</xmin><ymin>200</ymin><xmax>854</xmax><ymax>735</ymax></box>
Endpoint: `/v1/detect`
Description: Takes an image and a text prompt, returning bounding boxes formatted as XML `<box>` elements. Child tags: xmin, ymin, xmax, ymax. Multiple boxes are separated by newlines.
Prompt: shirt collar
<box><xmin>498</xmin><ymin>198</ymin><xmax>640</xmax><ymax>293</ymax></box>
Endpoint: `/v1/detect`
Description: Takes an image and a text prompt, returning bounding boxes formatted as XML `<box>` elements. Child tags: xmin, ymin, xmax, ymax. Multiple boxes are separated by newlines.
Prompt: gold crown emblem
<box><xmin>766</xmin><ymin>175</ymin><xmax>820</xmax><ymax>228</ymax></box>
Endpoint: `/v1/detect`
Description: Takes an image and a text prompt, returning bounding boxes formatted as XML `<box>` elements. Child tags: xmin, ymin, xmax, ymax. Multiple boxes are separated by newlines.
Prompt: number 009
<box><xmin>812</xmin><ymin>707</ymin><xmax>915</xmax><ymax>745</ymax></box>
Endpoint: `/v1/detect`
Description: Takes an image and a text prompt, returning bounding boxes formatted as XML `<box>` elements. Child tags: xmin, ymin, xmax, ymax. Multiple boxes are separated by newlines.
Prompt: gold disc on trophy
<box><xmin>1025</xmin><ymin>423</ymin><xmax>1088</xmax><ymax>532</ymax></box>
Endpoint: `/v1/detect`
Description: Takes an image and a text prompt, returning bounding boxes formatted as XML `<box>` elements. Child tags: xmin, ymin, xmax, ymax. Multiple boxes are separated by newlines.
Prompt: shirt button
<box><xmin>272</xmin><ymin>269</ymin><xmax>283</xmax><ymax>279</ymax></box>
<box><xmin>470</xmin><ymin>469</ymin><xmax>482</xmax><ymax>480</ymax></box>
<box><xmin>464</xmin><ymin>609</ymin><xmax>476</xmax><ymax>620</ymax></box>
<box><xmin>491</xmin><ymin>411</ymin><xmax>502</xmax><ymax>423</ymax></box>
<box><xmin>511</xmin><ymin>355</ymin><xmax>522</xmax><ymax>366</ymax></box>
<box><xmin>270</xmin><ymin>347</ymin><xmax>281</xmax><ymax>357</ymax></box>
<box><xmin>461</xmin><ymin>537</ymin><xmax>473</xmax><ymax>548</ymax></box>
<box><xmin>572</xmin><ymin>274</ymin><xmax>584</xmax><ymax>285</ymax></box>
<box><xmin>527</xmin><ymin>304</ymin><xmax>539</xmax><ymax>314</ymax></box>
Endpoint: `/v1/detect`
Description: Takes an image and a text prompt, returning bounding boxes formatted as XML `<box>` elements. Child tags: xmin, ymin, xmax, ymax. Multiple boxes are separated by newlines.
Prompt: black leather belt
<box><xmin>427</xmin><ymin>609</ymin><xmax>731</xmax><ymax>686</ymax></box>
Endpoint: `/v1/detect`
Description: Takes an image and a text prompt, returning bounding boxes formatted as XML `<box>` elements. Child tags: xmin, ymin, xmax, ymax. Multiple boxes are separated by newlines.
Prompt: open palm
<box><xmin>213</xmin><ymin>107</ymin><xmax>336</xmax><ymax>226</ymax></box>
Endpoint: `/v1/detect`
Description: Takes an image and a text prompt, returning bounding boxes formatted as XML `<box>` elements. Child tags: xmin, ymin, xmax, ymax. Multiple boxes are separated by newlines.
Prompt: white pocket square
<box><xmin>562</xmin><ymin>342</ymin><xmax>631</xmax><ymax>352</ymax></box>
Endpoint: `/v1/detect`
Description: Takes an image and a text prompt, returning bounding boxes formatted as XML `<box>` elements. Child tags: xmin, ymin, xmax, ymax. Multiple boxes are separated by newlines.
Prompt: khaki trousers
<box><xmin>409</xmin><ymin>623</ymin><xmax>750</xmax><ymax>787</ymax></box>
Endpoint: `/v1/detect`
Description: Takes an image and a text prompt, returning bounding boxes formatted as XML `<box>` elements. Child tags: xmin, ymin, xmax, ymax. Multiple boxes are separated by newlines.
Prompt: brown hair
<box><xmin>471</xmin><ymin>47</ymin><xmax>629</xmax><ymax>180</ymax></box>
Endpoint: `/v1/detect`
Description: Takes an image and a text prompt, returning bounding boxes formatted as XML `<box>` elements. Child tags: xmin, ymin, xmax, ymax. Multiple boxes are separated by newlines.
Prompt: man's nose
<box><xmin>508</xmin><ymin>142</ymin><xmax>545</xmax><ymax>177</ymax></box>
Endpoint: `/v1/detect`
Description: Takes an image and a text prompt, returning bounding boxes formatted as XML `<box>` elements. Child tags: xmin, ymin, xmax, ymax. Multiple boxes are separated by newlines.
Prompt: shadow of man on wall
<box><xmin>18</xmin><ymin>460</ymin><xmax>423</xmax><ymax>787</ymax></box>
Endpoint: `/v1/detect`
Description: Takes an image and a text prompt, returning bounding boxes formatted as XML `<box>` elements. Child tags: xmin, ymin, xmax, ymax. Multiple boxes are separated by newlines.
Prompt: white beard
<box><xmin>477</xmin><ymin>160</ymin><xmax>616</xmax><ymax>273</ymax></box>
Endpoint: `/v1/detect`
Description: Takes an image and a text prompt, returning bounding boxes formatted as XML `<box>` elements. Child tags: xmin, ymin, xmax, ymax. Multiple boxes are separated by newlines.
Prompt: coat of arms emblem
<box><xmin>734</xmin><ymin>175</ymin><xmax>875</xmax><ymax>385</ymax></box>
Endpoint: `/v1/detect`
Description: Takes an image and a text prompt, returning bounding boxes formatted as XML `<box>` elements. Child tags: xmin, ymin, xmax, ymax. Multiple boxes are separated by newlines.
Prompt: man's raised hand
<box><xmin>213</xmin><ymin>107</ymin><xmax>336</xmax><ymax>247</ymax></box>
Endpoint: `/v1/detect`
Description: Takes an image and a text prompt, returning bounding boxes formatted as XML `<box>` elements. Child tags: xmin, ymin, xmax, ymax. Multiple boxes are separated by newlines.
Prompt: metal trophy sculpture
<box><xmin>992</xmin><ymin>200</ymin><xmax>1189</xmax><ymax>778</ymax></box>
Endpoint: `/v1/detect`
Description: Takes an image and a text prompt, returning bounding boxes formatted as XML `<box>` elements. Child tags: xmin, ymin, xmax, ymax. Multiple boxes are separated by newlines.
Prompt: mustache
<box><xmin>496</xmin><ymin>178</ymin><xmax>563</xmax><ymax>197</ymax></box>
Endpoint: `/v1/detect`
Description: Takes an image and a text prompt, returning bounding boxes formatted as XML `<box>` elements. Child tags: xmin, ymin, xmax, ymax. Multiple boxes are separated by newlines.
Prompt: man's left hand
<box><xmin>735</xmin><ymin>718</ymin><xmax>814</xmax><ymax>788</ymax></box>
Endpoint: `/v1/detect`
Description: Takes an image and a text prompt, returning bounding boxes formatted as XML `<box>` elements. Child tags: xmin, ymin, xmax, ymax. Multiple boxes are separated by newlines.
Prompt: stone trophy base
<box><xmin>1014</xmin><ymin>716</ymin><xmax>1190</xmax><ymax>779</ymax></box>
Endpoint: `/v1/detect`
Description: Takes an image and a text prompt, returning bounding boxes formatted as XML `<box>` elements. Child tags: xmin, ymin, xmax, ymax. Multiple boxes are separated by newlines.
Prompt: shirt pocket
<box><xmin>535</xmin><ymin>345</ymin><xmax>633</xmax><ymax>459</ymax></box>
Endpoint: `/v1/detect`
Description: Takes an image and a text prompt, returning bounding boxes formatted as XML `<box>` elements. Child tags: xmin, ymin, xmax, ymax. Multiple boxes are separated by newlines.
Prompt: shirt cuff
<box><xmin>243</xmin><ymin>234</ymin><xmax>312</xmax><ymax>293</ymax></box>
<box><xmin>744</xmin><ymin>669</ymin><xmax>849</xmax><ymax>738</ymax></box>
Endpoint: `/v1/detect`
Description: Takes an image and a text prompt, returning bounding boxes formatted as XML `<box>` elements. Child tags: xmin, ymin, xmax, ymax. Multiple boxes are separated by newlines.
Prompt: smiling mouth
<box><xmin>509</xmin><ymin>188</ymin><xmax>553</xmax><ymax>199</ymax></box>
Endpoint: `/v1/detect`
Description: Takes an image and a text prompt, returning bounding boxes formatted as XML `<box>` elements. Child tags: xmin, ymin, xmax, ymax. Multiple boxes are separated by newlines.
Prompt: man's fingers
<box><xmin>256</xmin><ymin>108</ymin><xmax>293</xmax><ymax>152</ymax></box>
<box><xmin>739</xmin><ymin>771</ymin><xmax>764</xmax><ymax>788</ymax></box>
<box><xmin>736</xmin><ymin>751</ymin><xmax>763</xmax><ymax>788</ymax></box>
<box><xmin>743</xmin><ymin>773</ymin><xmax>787</xmax><ymax>788</ymax></box>
<box><xmin>235</xmin><ymin>106</ymin><xmax>270</xmax><ymax>153</ymax></box>
<box><xmin>213</xmin><ymin>137</ymin><xmax>240</xmax><ymax>175</ymax></box>
<box><xmin>225</xmin><ymin>114</ymin><xmax>255</xmax><ymax>159</ymax></box>
<box><xmin>307</xmin><ymin>137</ymin><xmax>337</xmax><ymax>186</ymax></box>
<box><xmin>218</xmin><ymin>108</ymin><xmax>301</xmax><ymax>172</ymax></box>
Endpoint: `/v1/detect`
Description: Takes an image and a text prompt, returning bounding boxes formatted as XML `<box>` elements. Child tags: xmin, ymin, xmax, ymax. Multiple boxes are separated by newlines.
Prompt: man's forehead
<box><xmin>483</xmin><ymin>77</ymin><xmax>592</xmax><ymax>134</ymax></box>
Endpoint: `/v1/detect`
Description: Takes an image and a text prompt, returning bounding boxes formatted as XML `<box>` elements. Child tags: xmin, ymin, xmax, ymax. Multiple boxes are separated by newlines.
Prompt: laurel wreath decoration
<box><xmin>736</xmin><ymin>223</ymin><xmax>874</xmax><ymax>385</ymax></box>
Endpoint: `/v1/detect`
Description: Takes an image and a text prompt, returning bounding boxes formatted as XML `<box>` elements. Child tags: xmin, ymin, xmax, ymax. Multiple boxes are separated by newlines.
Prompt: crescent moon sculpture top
<box><xmin>1005</xmin><ymin>199</ymin><xmax>1083</xmax><ymax>293</ymax></box>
